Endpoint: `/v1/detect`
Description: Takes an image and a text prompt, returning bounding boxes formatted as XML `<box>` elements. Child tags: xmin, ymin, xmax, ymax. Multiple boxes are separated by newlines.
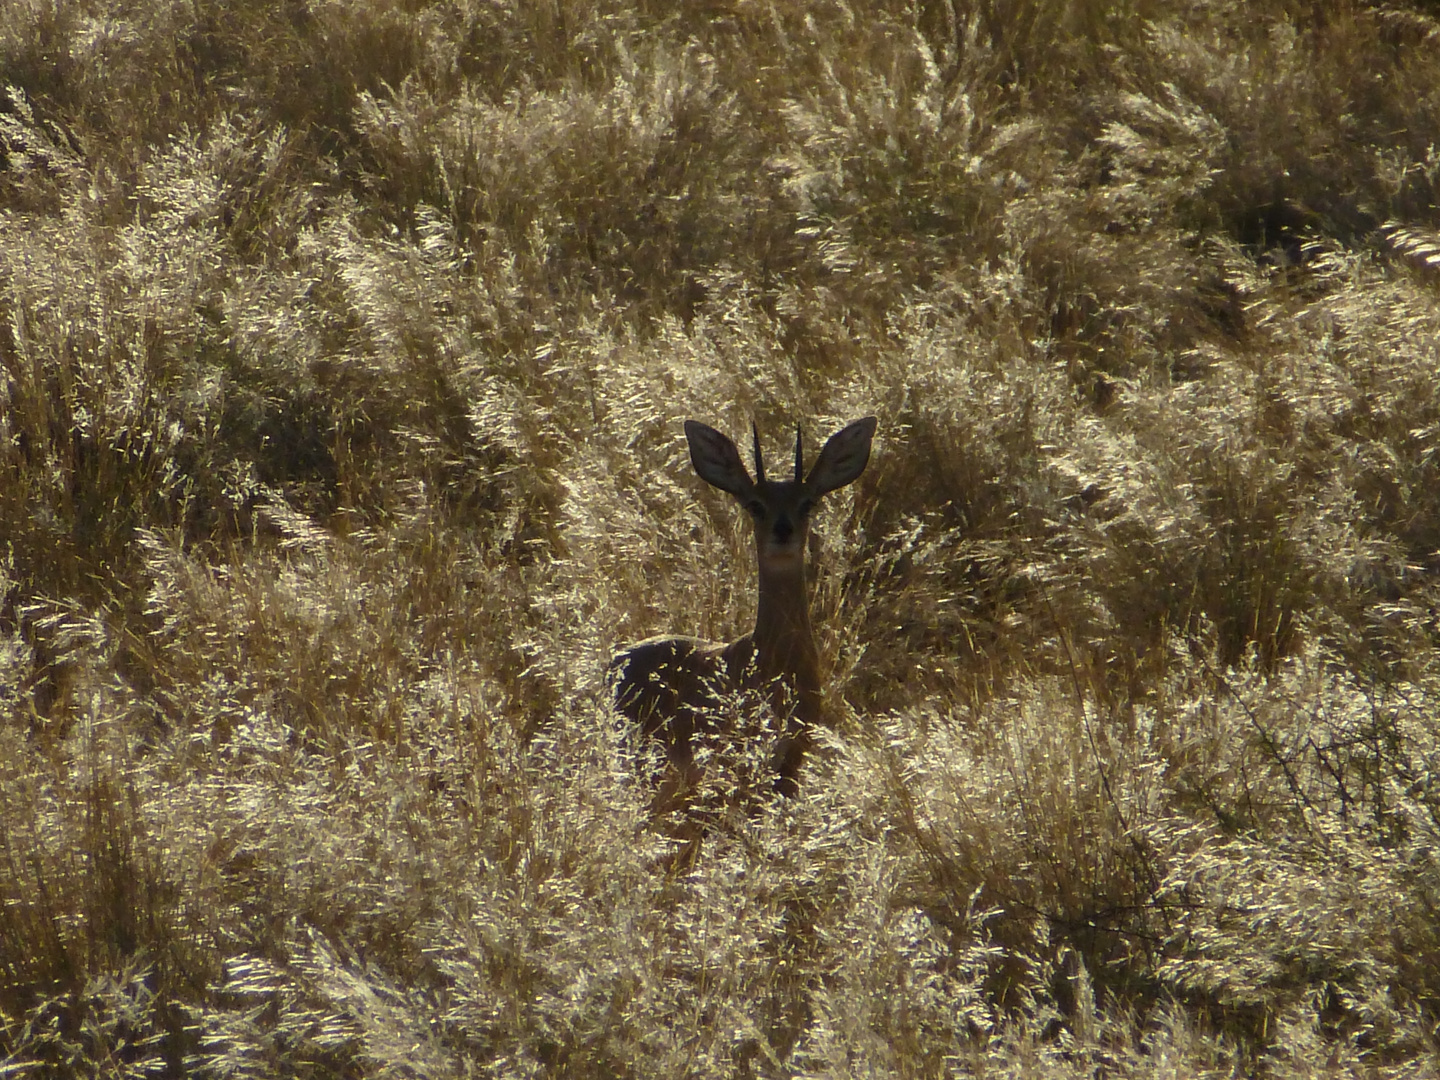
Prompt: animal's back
<box><xmin>609</xmin><ymin>633</ymin><xmax>756</xmax><ymax>770</ymax></box>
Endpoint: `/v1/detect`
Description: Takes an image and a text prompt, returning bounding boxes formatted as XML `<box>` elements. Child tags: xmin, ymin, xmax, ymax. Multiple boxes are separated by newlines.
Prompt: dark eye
<box><xmin>796</xmin><ymin>498</ymin><xmax>814</xmax><ymax>517</ymax></box>
<box><xmin>745</xmin><ymin>500</ymin><xmax>766</xmax><ymax>518</ymax></box>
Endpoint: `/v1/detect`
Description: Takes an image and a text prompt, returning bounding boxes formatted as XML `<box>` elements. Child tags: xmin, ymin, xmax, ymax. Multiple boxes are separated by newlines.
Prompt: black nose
<box><xmin>772</xmin><ymin>515</ymin><xmax>794</xmax><ymax>543</ymax></box>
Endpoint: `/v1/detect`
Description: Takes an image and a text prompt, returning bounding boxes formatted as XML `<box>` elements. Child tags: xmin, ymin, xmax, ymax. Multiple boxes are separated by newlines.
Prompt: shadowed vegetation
<box><xmin>4</xmin><ymin>0</ymin><xmax>1440</xmax><ymax>1075</ymax></box>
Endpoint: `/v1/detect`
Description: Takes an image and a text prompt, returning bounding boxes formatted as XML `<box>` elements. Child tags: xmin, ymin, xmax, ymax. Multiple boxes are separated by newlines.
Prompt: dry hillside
<box><xmin>5</xmin><ymin>0</ymin><xmax>1440</xmax><ymax>1075</ymax></box>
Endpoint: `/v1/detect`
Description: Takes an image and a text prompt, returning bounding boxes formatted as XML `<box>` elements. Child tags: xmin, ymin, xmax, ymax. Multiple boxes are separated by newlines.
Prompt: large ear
<box><xmin>684</xmin><ymin>420</ymin><xmax>755</xmax><ymax>498</ymax></box>
<box><xmin>805</xmin><ymin>417</ymin><xmax>877</xmax><ymax>496</ymax></box>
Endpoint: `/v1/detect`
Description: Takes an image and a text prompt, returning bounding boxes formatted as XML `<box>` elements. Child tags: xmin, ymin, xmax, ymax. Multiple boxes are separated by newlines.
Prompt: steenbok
<box><xmin>611</xmin><ymin>417</ymin><xmax>877</xmax><ymax>798</ymax></box>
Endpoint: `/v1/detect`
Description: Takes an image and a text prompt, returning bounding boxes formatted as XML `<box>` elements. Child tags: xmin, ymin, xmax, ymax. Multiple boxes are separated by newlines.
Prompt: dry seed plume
<box><xmin>610</xmin><ymin>416</ymin><xmax>877</xmax><ymax>798</ymax></box>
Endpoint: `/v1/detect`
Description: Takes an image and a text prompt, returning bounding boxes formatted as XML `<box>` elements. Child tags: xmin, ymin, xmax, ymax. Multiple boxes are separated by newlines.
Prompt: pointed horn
<box><xmin>752</xmin><ymin>421</ymin><xmax>765</xmax><ymax>484</ymax></box>
<box><xmin>794</xmin><ymin>424</ymin><xmax>803</xmax><ymax>482</ymax></box>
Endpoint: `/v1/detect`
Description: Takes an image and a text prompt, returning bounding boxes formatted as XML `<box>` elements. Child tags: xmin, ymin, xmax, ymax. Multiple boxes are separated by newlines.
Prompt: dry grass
<box><xmin>4</xmin><ymin>0</ymin><xmax>1440</xmax><ymax>1075</ymax></box>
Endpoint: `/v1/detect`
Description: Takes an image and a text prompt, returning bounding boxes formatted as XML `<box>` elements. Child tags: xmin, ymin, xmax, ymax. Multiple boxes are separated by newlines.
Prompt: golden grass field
<box><xmin>5</xmin><ymin>0</ymin><xmax>1440</xmax><ymax>1074</ymax></box>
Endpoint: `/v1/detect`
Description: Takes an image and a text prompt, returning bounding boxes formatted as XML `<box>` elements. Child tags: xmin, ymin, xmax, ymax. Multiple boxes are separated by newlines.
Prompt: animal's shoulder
<box><xmin>720</xmin><ymin>634</ymin><xmax>757</xmax><ymax>681</ymax></box>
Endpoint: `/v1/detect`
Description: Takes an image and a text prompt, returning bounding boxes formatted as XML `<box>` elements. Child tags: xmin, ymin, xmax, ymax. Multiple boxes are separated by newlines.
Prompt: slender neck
<box><xmin>753</xmin><ymin>560</ymin><xmax>821</xmax><ymax>696</ymax></box>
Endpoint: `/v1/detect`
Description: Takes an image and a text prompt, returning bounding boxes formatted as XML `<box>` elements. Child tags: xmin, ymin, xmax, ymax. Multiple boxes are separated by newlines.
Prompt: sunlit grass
<box><xmin>4</xmin><ymin>0</ymin><xmax>1440</xmax><ymax>1075</ymax></box>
